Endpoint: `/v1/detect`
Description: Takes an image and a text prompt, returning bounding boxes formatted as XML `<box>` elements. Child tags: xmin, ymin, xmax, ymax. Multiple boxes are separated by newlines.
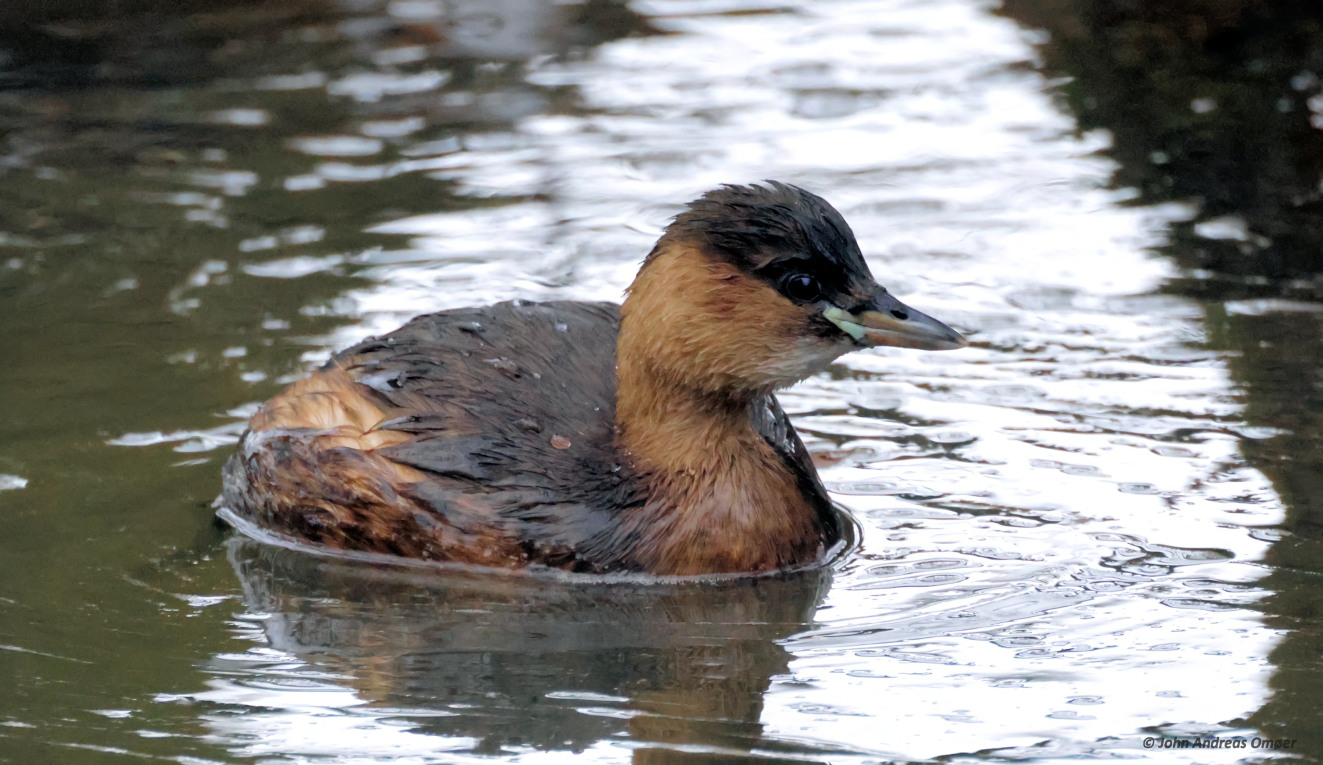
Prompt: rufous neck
<box><xmin>614</xmin><ymin>357</ymin><xmax>755</xmax><ymax>474</ymax></box>
<box><xmin>615</xmin><ymin>241</ymin><xmax>760</xmax><ymax>472</ymax></box>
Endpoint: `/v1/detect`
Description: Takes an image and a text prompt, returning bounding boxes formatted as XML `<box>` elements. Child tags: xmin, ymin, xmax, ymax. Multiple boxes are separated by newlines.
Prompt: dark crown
<box><xmin>652</xmin><ymin>181</ymin><xmax>875</xmax><ymax>293</ymax></box>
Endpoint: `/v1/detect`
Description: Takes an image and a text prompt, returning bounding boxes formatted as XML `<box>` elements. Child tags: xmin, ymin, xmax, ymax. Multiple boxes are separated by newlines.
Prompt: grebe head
<box><xmin>620</xmin><ymin>181</ymin><xmax>966</xmax><ymax>397</ymax></box>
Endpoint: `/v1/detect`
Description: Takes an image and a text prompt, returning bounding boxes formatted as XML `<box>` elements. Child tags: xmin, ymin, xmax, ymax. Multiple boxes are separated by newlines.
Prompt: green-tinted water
<box><xmin>2</xmin><ymin>0</ymin><xmax>1322</xmax><ymax>762</ymax></box>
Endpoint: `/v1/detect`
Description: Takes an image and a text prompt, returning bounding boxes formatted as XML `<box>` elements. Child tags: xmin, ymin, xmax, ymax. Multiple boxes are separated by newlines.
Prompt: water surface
<box><xmin>0</xmin><ymin>0</ymin><xmax>1316</xmax><ymax>762</ymax></box>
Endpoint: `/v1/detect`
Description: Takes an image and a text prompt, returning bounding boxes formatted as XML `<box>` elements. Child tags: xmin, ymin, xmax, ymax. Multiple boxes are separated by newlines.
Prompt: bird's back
<box><xmin>221</xmin><ymin>298</ymin><xmax>838</xmax><ymax>574</ymax></box>
<box><xmin>221</xmin><ymin>300</ymin><xmax>639</xmax><ymax>571</ymax></box>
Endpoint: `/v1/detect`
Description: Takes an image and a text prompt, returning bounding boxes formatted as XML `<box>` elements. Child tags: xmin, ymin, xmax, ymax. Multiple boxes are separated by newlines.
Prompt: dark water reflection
<box><xmin>1001</xmin><ymin>0</ymin><xmax>1323</xmax><ymax>291</ymax></box>
<box><xmin>1</xmin><ymin>0</ymin><xmax>1317</xmax><ymax>762</ymax></box>
<box><xmin>999</xmin><ymin>0</ymin><xmax>1323</xmax><ymax>757</ymax></box>
<box><xmin>216</xmin><ymin>539</ymin><xmax>830</xmax><ymax>761</ymax></box>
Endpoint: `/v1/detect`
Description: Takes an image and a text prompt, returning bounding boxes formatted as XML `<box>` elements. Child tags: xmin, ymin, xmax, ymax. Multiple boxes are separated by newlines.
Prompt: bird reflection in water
<box><xmin>224</xmin><ymin>537</ymin><xmax>834</xmax><ymax>760</ymax></box>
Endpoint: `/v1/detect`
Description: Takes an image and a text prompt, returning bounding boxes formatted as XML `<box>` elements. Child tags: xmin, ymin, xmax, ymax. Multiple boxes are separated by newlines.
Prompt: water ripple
<box><xmin>38</xmin><ymin>0</ymin><xmax>1286</xmax><ymax>760</ymax></box>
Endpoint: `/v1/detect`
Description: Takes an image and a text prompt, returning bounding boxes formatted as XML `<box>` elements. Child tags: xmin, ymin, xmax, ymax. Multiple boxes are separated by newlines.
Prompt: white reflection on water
<box><xmin>168</xmin><ymin>0</ymin><xmax>1286</xmax><ymax>761</ymax></box>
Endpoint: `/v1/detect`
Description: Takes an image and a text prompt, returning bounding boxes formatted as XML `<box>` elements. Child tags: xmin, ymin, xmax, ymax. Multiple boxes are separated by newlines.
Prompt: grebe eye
<box><xmin>782</xmin><ymin>273</ymin><xmax>820</xmax><ymax>303</ymax></box>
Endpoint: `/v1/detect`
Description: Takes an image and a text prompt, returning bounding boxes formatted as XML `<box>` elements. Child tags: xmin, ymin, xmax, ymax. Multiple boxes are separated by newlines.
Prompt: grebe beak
<box><xmin>823</xmin><ymin>288</ymin><xmax>967</xmax><ymax>351</ymax></box>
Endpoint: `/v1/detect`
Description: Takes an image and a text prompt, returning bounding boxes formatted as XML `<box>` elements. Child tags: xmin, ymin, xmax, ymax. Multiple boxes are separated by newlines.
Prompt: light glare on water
<box><xmin>182</xmin><ymin>0</ymin><xmax>1277</xmax><ymax>761</ymax></box>
<box><xmin>0</xmin><ymin>0</ymin><xmax>1305</xmax><ymax>762</ymax></box>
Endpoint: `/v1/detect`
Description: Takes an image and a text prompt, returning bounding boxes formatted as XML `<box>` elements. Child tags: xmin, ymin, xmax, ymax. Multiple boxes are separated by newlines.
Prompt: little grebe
<box><xmin>219</xmin><ymin>182</ymin><xmax>966</xmax><ymax>576</ymax></box>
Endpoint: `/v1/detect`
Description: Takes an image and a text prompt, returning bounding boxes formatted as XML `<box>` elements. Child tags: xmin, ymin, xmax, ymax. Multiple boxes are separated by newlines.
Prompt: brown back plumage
<box><xmin>215</xmin><ymin>182</ymin><xmax>973</xmax><ymax>575</ymax></box>
<box><xmin>220</xmin><ymin>299</ymin><xmax>839</xmax><ymax>574</ymax></box>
